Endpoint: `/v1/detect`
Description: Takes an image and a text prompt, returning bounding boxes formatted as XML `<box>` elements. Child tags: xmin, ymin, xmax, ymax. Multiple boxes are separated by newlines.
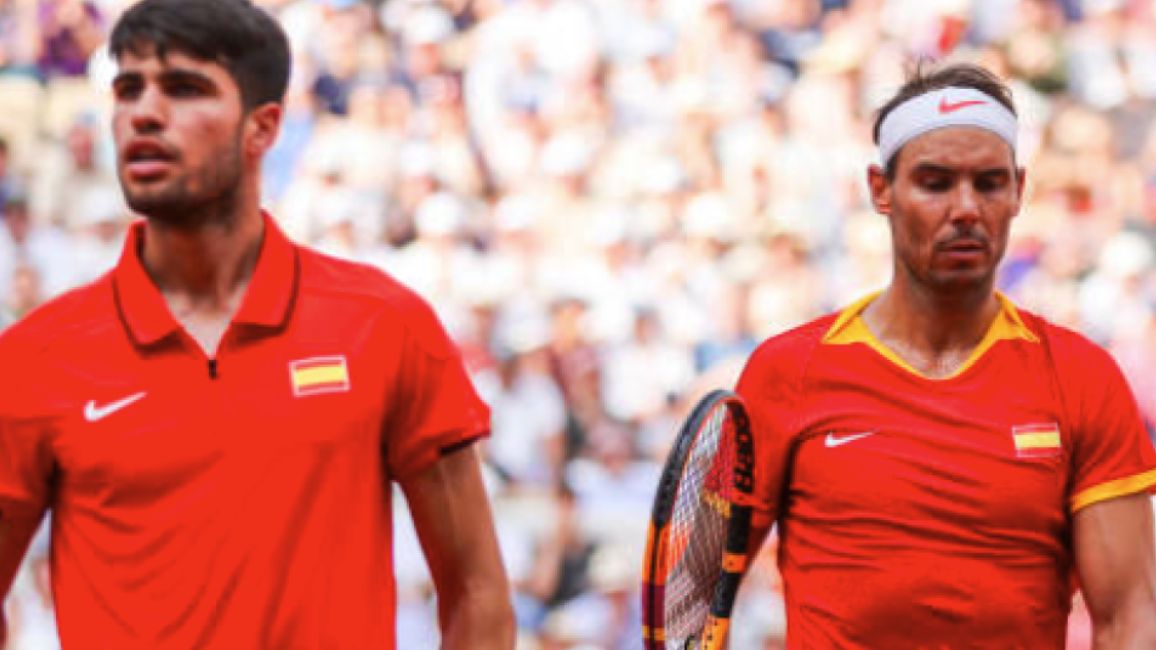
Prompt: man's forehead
<box><xmin>115</xmin><ymin>44</ymin><xmax>223</xmax><ymax>75</ymax></box>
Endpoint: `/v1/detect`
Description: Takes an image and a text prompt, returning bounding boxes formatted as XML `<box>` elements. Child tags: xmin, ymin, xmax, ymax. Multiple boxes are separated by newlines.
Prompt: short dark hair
<box><xmin>872</xmin><ymin>62</ymin><xmax>1017</xmax><ymax>179</ymax></box>
<box><xmin>110</xmin><ymin>0</ymin><xmax>291</xmax><ymax>111</ymax></box>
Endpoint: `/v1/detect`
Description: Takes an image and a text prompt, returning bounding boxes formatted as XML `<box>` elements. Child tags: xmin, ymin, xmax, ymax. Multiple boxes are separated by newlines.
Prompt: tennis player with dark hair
<box><xmin>0</xmin><ymin>0</ymin><xmax>514</xmax><ymax>647</ymax></box>
<box><xmin>736</xmin><ymin>62</ymin><xmax>1156</xmax><ymax>648</ymax></box>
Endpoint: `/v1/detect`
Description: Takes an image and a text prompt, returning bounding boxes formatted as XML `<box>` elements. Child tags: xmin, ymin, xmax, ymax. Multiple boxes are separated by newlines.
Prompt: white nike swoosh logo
<box><xmin>825</xmin><ymin>432</ymin><xmax>875</xmax><ymax>448</ymax></box>
<box><xmin>84</xmin><ymin>392</ymin><xmax>147</xmax><ymax>422</ymax></box>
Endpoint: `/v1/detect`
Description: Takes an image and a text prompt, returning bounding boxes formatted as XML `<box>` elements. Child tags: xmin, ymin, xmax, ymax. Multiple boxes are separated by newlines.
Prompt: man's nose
<box><xmin>128</xmin><ymin>86</ymin><xmax>167</xmax><ymax>133</ymax></box>
<box><xmin>950</xmin><ymin>182</ymin><xmax>981</xmax><ymax>224</ymax></box>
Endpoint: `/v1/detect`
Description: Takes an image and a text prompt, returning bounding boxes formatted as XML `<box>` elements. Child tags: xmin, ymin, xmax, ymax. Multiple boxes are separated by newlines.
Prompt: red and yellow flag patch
<box><xmin>1012</xmin><ymin>422</ymin><xmax>1061</xmax><ymax>458</ymax></box>
<box><xmin>290</xmin><ymin>356</ymin><xmax>350</xmax><ymax>397</ymax></box>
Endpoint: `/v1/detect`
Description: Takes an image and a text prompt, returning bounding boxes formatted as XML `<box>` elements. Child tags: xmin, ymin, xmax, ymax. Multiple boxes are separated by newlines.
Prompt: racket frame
<box><xmin>642</xmin><ymin>389</ymin><xmax>756</xmax><ymax>650</ymax></box>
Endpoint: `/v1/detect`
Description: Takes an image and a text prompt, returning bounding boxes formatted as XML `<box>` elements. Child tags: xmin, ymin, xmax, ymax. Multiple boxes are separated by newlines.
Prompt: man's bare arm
<box><xmin>0</xmin><ymin>515</ymin><xmax>8</xmax><ymax>644</ymax></box>
<box><xmin>401</xmin><ymin>444</ymin><xmax>515</xmax><ymax>650</ymax></box>
<box><xmin>1074</xmin><ymin>492</ymin><xmax>1156</xmax><ymax>650</ymax></box>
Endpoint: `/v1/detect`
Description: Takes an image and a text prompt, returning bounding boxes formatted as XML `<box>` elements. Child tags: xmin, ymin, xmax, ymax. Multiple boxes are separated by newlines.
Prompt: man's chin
<box><xmin>929</xmin><ymin>269</ymin><xmax>994</xmax><ymax>293</ymax></box>
<box><xmin>125</xmin><ymin>194</ymin><xmax>200</xmax><ymax>227</ymax></box>
<box><xmin>124</xmin><ymin>184</ymin><xmax>240</xmax><ymax>230</ymax></box>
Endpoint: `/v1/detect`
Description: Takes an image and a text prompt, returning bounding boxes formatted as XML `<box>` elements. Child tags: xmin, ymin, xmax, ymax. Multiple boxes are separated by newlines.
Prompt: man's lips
<box><xmin>124</xmin><ymin>159</ymin><xmax>173</xmax><ymax>180</ymax></box>
<box><xmin>122</xmin><ymin>140</ymin><xmax>177</xmax><ymax>181</ymax></box>
<box><xmin>939</xmin><ymin>238</ymin><xmax>988</xmax><ymax>252</ymax></box>
<box><xmin>944</xmin><ymin>244</ymin><xmax>985</xmax><ymax>252</ymax></box>
<box><xmin>938</xmin><ymin>238</ymin><xmax>989</xmax><ymax>263</ymax></box>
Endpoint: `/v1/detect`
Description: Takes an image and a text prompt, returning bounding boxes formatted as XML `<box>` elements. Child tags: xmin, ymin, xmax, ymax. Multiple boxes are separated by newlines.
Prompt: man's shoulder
<box><xmin>1010</xmin><ymin>303</ymin><xmax>1130</xmax><ymax>391</ymax></box>
<box><xmin>297</xmin><ymin>246</ymin><xmax>424</xmax><ymax>310</ymax></box>
<box><xmin>295</xmin><ymin>247</ymin><xmax>451</xmax><ymax>354</ymax></box>
<box><xmin>1013</xmin><ymin>304</ymin><xmax>1114</xmax><ymax>365</ymax></box>
<box><xmin>737</xmin><ymin>313</ymin><xmax>836</xmax><ymax>403</ymax></box>
<box><xmin>0</xmin><ymin>276</ymin><xmax>116</xmax><ymax>409</ymax></box>
<box><xmin>0</xmin><ymin>274</ymin><xmax>116</xmax><ymax>360</ymax></box>
<box><xmin>748</xmin><ymin>312</ymin><xmax>839</xmax><ymax>367</ymax></box>
<box><xmin>740</xmin><ymin>312</ymin><xmax>838</xmax><ymax>392</ymax></box>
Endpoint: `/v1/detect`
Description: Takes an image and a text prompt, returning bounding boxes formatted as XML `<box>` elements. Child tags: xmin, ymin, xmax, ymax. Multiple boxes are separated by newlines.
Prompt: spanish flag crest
<box><xmin>1012</xmin><ymin>422</ymin><xmax>1062</xmax><ymax>459</ymax></box>
<box><xmin>290</xmin><ymin>355</ymin><xmax>350</xmax><ymax>397</ymax></box>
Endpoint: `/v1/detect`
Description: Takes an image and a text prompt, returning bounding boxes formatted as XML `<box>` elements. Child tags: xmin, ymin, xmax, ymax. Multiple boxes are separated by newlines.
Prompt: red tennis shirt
<box><xmin>736</xmin><ymin>292</ymin><xmax>1156</xmax><ymax>649</ymax></box>
<box><xmin>0</xmin><ymin>215</ymin><xmax>490</xmax><ymax>648</ymax></box>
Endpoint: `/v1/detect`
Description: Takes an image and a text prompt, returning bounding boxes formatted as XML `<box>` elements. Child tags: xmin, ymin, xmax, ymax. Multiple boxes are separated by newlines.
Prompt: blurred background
<box><xmin>0</xmin><ymin>0</ymin><xmax>1154</xmax><ymax>647</ymax></box>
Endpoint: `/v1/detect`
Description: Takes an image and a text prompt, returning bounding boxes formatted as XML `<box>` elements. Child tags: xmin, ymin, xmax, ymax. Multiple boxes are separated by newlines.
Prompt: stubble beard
<box><xmin>122</xmin><ymin>137</ymin><xmax>245</xmax><ymax>231</ymax></box>
<box><xmin>929</xmin><ymin>234</ymin><xmax>1008</xmax><ymax>296</ymax></box>
<box><xmin>892</xmin><ymin>211</ymin><xmax>1006</xmax><ymax>299</ymax></box>
<box><xmin>897</xmin><ymin>249</ymin><xmax>998</xmax><ymax>300</ymax></box>
<box><xmin>929</xmin><ymin>267</ymin><xmax>994</xmax><ymax>295</ymax></box>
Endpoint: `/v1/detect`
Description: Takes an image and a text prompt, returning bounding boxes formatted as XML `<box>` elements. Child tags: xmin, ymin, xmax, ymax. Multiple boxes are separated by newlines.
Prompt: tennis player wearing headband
<box><xmin>736</xmin><ymin>63</ymin><xmax>1156</xmax><ymax>648</ymax></box>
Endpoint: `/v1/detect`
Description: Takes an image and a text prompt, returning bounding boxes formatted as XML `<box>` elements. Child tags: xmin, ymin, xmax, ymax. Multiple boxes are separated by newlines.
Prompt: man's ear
<box><xmin>1012</xmin><ymin>166</ymin><xmax>1027</xmax><ymax>217</ymax></box>
<box><xmin>867</xmin><ymin>164</ymin><xmax>892</xmax><ymax>216</ymax></box>
<box><xmin>245</xmin><ymin>102</ymin><xmax>283</xmax><ymax>157</ymax></box>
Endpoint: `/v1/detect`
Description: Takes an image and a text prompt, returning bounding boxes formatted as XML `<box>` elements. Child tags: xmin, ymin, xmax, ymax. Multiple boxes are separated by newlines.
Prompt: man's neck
<box><xmin>861</xmin><ymin>282</ymin><xmax>1001</xmax><ymax>378</ymax></box>
<box><xmin>140</xmin><ymin>206</ymin><xmax>265</xmax><ymax>355</ymax></box>
<box><xmin>142</xmin><ymin>209</ymin><xmax>264</xmax><ymax>301</ymax></box>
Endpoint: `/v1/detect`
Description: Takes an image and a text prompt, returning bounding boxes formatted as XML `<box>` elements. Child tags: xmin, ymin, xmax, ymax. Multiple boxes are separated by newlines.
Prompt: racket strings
<box><xmin>662</xmin><ymin>405</ymin><xmax>738</xmax><ymax>645</ymax></box>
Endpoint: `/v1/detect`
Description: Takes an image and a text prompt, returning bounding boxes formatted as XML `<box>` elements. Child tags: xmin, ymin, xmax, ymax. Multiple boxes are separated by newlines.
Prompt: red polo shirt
<box><xmin>0</xmin><ymin>215</ymin><xmax>489</xmax><ymax>648</ymax></box>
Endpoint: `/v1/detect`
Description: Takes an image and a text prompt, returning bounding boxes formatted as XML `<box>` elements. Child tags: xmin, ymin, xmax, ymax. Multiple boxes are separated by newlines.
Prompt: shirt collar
<box><xmin>113</xmin><ymin>212</ymin><xmax>299</xmax><ymax>347</ymax></box>
<box><xmin>822</xmin><ymin>290</ymin><xmax>1039</xmax><ymax>379</ymax></box>
<box><xmin>232</xmin><ymin>214</ymin><xmax>298</xmax><ymax>329</ymax></box>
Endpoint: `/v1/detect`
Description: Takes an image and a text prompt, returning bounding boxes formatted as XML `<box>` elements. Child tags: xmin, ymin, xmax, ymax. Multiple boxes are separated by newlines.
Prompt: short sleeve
<box><xmin>735</xmin><ymin>333</ymin><xmax>811</xmax><ymax>535</ymax></box>
<box><xmin>0</xmin><ymin>345</ymin><xmax>54</xmax><ymax>592</ymax></box>
<box><xmin>0</xmin><ymin>343</ymin><xmax>53</xmax><ymax>525</ymax></box>
<box><xmin>383</xmin><ymin>301</ymin><xmax>491</xmax><ymax>483</ymax></box>
<box><xmin>0</xmin><ymin>414</ymin><xmax>53</xmax><ymax>523</ymax></box>
<box><xmin>1061</xmin><ymin>337</ymin><xmax>1156</xmax><ymax>513</ymax></box>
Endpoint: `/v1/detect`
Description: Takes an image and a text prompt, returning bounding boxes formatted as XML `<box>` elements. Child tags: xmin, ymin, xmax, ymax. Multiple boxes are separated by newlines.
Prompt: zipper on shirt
<box><xmin>208</xmin><ymin>358</ymin><xmax>219</xmax><ymax>380</ymax></box>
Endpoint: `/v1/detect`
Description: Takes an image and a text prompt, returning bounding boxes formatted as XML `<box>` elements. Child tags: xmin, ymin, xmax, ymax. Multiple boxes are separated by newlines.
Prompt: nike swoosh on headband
<box><xmin>938</xmin><ymin>97</ymin><xmax>987</xmax><ymax>114</ymax></box>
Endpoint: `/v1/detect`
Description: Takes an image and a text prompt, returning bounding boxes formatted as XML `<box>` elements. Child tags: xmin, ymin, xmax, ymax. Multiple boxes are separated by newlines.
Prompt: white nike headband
<box><xmin>877</xmin><ymin>87</ymin><xmax>1018</xmax><ymax>166</ymax></box>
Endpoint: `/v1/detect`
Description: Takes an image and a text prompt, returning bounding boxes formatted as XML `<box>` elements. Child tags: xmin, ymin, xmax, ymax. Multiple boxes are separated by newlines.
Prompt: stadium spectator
<box><xmin>0</xmin><ymin>190</ymin><xmax>73</xmax><ymax>298</ymax></box>
<box><xmin>29</xmin><ymin>114</ymin><xmax>117</xmax><ymax>228</ymax></box>
<box><xmin>0</xmin><ymin>137</ymin><xmax>14</xmax><ymax>207</ymax></box>
<box><xmin>35</xmin><ymin>0</ymin><xmax>103</xmax><ymax>79</ymax></box>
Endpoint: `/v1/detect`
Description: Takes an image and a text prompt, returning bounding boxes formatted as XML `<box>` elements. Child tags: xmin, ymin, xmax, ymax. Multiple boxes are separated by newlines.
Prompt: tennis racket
<box><xmin>641</xmin><ymin>389</ymin><xmax>756</xmax><ymax>650</ymax></box>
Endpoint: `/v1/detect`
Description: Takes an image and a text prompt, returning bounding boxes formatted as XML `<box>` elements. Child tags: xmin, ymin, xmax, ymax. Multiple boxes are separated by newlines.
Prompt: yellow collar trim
<box><xmin>822</xmin><ymin>291</ymin><xmax>1039</xmax><ymax>380</ymax></box>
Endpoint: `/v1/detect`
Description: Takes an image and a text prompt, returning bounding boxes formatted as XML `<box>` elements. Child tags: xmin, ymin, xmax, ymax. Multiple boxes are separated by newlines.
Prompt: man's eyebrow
<box><xmin>975</xmin><ymin>167</ymin><xmax>1012</xmax><ymax>177</ymax></box>
<box><xmin>910</xmin><ymin>162</ymin><xmax>1012</xmax><ymax>176</ymax></box>
<box><xmin>158</xmin><ymin>68</ymin><xmax>216</xmax><ymax>85</ymax></box>
<box><xmin>111</xmin><ymin>68</ymin><xmax>217</xmax><ymax>88</ymax></box>
<box><xmin>111</xmin><ymin>70</ymin><xmax>142</xmax><ymax>87</ymax></box>
<box><xmin>910</xmin><ymin>162</ymin><xmax>955</xmax><ymax>175</ymax></box>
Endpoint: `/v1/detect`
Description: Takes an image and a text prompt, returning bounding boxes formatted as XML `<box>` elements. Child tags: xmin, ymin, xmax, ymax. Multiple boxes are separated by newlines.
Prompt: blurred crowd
<box><xmin>1</xmin><ymin>0</ymin><xmax>1155</xmax><ymax>648</ymax></box>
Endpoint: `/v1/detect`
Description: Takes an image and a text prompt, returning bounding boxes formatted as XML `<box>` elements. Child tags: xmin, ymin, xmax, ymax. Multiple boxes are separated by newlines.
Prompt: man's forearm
<box><xmin>405</xmin><ymin>446</ymin><xmax>515</xmax><ymax>649</ymax></box>
<box><xmin>438</xmin><ymin>582</ymin><xmax>515</xmax><ymax>650</ymax></box>
<box><xmin>1092</xmin><ymin>597</ymin><xmax>1156</xmax><ymax>650</ymax></box>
